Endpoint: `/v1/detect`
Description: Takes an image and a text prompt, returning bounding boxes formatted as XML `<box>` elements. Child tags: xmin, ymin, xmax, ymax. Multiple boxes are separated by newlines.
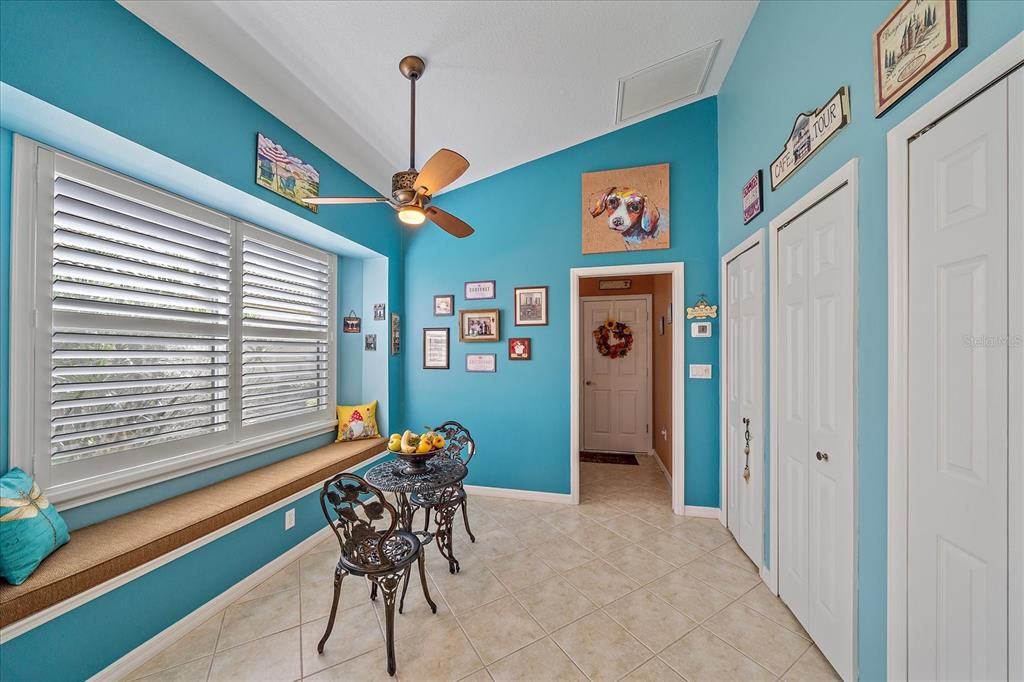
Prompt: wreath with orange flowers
<box><xmin>593</xmin><ymin>320</ymin><xmax>634</xmax><ymax>359</ymax></box>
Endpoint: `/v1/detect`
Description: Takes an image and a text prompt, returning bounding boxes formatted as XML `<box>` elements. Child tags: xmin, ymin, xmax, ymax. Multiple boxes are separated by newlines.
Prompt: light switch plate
<box><xmin>689</xmin><ymin>363</ymin><xmax>713</xmax><ymax>379</ymax></box>
<box><xmin>284</xmin><ymin>508</ymin><xmax>296</xmax><ymax>530</ymax></box>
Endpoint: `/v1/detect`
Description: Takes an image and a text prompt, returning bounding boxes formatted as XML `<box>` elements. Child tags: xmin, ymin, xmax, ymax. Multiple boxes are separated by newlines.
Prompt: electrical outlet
<box><xmin>284</xmin><ymin>508</ymin><xmax>296</xmax><ymax>530</ymax></box>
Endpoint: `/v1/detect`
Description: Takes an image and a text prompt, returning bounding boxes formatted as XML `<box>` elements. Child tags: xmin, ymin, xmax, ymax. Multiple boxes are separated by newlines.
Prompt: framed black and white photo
<box><xmin>514</xmin><ymin>286</ymin><xmax>548</xmax><ymax>326</ymax></box>
<box><xmin>466</xmin><ymin>353</ymin><xmax>497</xmax><ymax>373</ymax></box>
<box><xmin>464</xmin><ymin>280</ymin><xmax>496</xmax><ymax>300</ymax></box>
<box><xmin>373</xmin><ymin>303</ymin><xmax>386</xmax><ymax>321</ymax></box>
<box><xmin>422</xmin><ymin>328</ymin><xmax>449</xmax><ymax>369</ymax></box>
<box><xmin>434</xmin><ymin>294</ymin><xmax>454</xmax><ymax>316</ymax></box>
<box><xmin>364</xmin><ymin>334</ymin><xmax>377</xmax><ymax>351</ymax></box>
<box><xmin>390</xmin><ymin>313</ymin><xmax>400</xmax><ymax>355</ymax></box>
<box><xmin>459</xmin><ymin>309</ymin><xmax>500</xmax><ymax>342</ymax></box>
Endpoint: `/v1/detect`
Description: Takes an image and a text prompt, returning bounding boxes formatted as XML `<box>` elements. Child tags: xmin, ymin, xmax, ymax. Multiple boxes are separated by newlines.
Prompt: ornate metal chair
<box><xmin>410</xmin><ymin>421</ymin><xmax>476</xmax><ymax>555</ymax></box>
<box><xmin>317</xmin><ymin>473</ymin><xmax>436</xmax><ymax>677</ymax></box>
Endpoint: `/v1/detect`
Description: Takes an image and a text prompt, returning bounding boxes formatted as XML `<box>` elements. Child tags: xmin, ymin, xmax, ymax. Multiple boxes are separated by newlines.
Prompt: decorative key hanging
<box><xmin>742</xmin><ymin>417</ymin><xmax>752</xmax><ymax>482</ymax></box>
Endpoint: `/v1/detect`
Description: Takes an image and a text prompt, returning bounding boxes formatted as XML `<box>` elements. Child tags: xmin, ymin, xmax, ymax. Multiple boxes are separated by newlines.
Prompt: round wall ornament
<box><xmin>593</xmin><ymin>319</ymin><xmax>634</xmax><ymax>359</ymax></box>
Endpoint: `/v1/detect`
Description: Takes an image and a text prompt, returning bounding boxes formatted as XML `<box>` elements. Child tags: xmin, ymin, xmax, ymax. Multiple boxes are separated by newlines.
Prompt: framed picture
<box><xmin>373</xmin><ymin>303</ymin><xmax>386</xmax><ymax>321</ymax></box>
<box><xmin>434</xmin><ymin>294</ymin><xmax>454</xmax><ymax>316</ymax></box>
<box><xmin>874</xmin><ymin>0</ymin><xmax>967</xmax><ymax>117</ymax></box>
<box><xmin>508</xmin><ymin>337</ymin><xmax>531</xmax><ymax>360</ymax></box>
<box><xmin>459</xmin><ymin>309</ymin><xmax>500</xmax><ymax>342</ymax></box>
<box><xmin>466</xmin><ymin>353</ymin><xmax>497</xmax><ymax>373</ymax></box>
<box><xmin>514</xmin><ymin>286</ymin><xmax>548</xmax><ymax>326</ymax></box>
<box><xmin>343</xmin><ymin>311</ymin><xmax>361</xmax><ymax>334</ymax></box>
<box><xmin>364</xmin><ymin>334</ymin><xmax>377</xmax><ymax>351</ymax></box>
<box><xmin>464</xmin><ymin>280</ymin><xmax>496</xmax><ymax>300</ymax></box>
<box><xmin>390</xmin><ymin>313</ymin><xmax>401</xmax><ymax>356</ymax></box>
<box><xmin>582</xmin><ymin>163</ymin><xmax>669</xmax><ymax>254</ymax></box>
<box><xmin>422</xmin><ymin>328</ymin><xmax>449</xmax><ymax>369</ymax></box>
<box><xmin>255</xmin><ymin>133</ymin><xmax>320</xmax><ymax>213</ymax></box>
<box><xmin>742</xmin><ymin>170</ymin><xmax>763</xmax><ymax>224</ymax></box>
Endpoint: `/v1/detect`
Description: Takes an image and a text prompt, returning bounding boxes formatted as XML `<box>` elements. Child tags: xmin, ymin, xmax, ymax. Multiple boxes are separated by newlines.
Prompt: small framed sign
<box><xmin>508</xmin><ymin>337</ymin><xmax>531</xmax><ymax>360</ymax></box>
<box><xmin>343</xmin><ymin>310</ymin><xmax>361</xmax><ymax>334</ymax></box>
<box><xmin>742</xmin><ymin>170</ymin><xmax>763</xmax><ymax>224</ymax></box>
<box><xmin>466</xmin><ymin>353</ymin><xmax>497</xmax><ymax>373</ymax></box>
<box><xmin>598</xmin><ymin>279</ymin><xmax>631</xmax><ymax>291</ymax></box>
<box><xmin>422</xmin><ymin>328</ymin><xmax>449</xmax><ymax>369</ymax></box>
<box><xmin>464</xmin><ymin>280</ymin><xmax>496</xmax><ymax>300</ymax></box>
<box><xmin>434</xmin><ymin>294</ymin><xmax>454</xmax><ymax>316</ymax></box>
<box><xmin>770</xmin><ymin>87</ymin><xmax>850</xmax><ymax>190</ymax></box>
<box><xmin>373</xmin><ymin>303</ymin><xmax>386</xmax><ymax>321</ymax></box>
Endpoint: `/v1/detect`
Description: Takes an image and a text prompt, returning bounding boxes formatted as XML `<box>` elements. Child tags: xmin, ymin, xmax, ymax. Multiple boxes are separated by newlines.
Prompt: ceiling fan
<box><xmin>304</xmin><ymin>56</ymin><xmax>474</xmax><ymax>238</ymax></box>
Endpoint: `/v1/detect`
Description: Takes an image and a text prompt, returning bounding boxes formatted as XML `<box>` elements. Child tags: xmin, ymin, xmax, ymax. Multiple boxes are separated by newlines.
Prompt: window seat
<box><xmin>0</xmin><ymin>437</ymin><xmax>386</xmax><ymax>629</ymax></box>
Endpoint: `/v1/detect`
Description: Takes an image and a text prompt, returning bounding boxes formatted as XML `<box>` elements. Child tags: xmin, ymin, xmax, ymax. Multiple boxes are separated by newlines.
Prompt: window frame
<box><xmin>9</xmin><ymin>136</ymin><xmax>338</xmax><ymax>509</ymax></box>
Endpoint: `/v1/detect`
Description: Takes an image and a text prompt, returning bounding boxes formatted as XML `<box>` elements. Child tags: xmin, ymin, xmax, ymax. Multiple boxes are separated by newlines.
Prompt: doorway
<box><xmin>721</xmin><ymin>230</ymin><xmax>765</xmax><ymax>569</ymax></box>
<box><xmin>569</xmin><ymin>263</ymin><xmax>685</xmax><ymax>514</ymax></box>
<box><xmin>769</xmin><ymin>160</ymin><xmax>858</xmax><ymax>681</ymax></box>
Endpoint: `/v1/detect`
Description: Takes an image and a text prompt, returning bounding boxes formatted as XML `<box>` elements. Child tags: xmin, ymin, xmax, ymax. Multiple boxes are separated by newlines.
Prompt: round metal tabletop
<box><xmin>364</xmin><ymin>456</ymin><xmax>467</xmax><ymax>494</ymax></box>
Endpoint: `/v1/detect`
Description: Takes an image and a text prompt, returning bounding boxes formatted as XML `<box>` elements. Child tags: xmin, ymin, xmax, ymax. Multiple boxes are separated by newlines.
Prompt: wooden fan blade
<box><xmin>303</xmin><ymin>196</ymin><xmax>388</xmax><ymax>205</ymax></box>
<box><xmin>425</xmin><ymin>206</ymin><xmax>474</xmax><ymax>238</ymax></box>
<box><xmin>414</xmin><ymin>149</ymin><xmax>469</xmax><ymax>196</ymax></box>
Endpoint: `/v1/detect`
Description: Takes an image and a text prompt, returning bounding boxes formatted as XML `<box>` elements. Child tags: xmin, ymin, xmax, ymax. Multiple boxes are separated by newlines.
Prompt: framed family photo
<box><xmin>433</xmin><ymin>294</ymin><xmax>454</xmax><ymax>316</ymax></box>
<box><xmin>459</xmin><ymin>309</ymin><xmax>500</xmax><ymax>342</ymax></box>
<box><xmin>422</xmin><ymin>328</ymin><xmax>450</xmax><ymax>369</ymax></box>
<box><xmin>514</xmin><ymin>286</ymin><xmax>548</xmax><ymax>326</ymax></box>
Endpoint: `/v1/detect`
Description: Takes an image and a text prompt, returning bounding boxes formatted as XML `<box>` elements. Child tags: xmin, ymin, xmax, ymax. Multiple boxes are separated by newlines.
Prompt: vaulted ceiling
<box><xmin>123</xmin><ymin>1</ymin><xmax>757</xmax><ymax>195</ymax></box>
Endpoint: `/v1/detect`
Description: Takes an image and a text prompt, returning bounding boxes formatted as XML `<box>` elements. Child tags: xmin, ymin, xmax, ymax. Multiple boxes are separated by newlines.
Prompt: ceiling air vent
<box><xmin>615</xmin><ymin>40</ymin><xmax>720</xmax><ymax>125</ymax></box>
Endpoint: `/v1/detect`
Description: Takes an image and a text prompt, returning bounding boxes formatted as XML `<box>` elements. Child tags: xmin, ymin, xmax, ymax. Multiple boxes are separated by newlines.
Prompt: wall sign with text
<box><xmin>742</xmin><ymin>170</ymin><xmax>763</xmax><ymax>224</ymax></box>
<box><xmin>770</xmin><ymin>87</ymin><xmax>851</xmax><ymax>190</ymax></box>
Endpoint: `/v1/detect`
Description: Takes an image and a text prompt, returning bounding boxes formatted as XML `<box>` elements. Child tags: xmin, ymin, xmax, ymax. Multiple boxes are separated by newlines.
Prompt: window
<box><xmin>10</xmin><ymin>139</ymin><xmax>337</xmax><ymax>507</ymax></box>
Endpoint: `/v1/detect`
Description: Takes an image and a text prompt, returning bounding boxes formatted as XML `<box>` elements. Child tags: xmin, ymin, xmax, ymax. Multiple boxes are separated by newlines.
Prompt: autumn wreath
<box><xmin>593</xmin><ymin>320</ymin><xmax>634</xmax><ymax>359</ymax></box>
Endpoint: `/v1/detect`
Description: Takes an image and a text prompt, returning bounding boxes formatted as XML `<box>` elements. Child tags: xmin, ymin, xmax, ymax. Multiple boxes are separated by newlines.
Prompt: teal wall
<box><xmin>717</xmin><ymin>2</ymin><xmax>1023</xmax><ymax>679</ymax></box>
<box><xmin>404</xmin><ymin>98</ymin><xmax>721</xmax><ymax>505</ymax></box>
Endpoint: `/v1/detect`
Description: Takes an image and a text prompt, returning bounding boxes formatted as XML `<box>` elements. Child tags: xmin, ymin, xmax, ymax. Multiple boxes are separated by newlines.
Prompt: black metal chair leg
<box><xmin>417</xmin><ymin>549</ymin><xmax>437</xmax><ymax>613</ymax></box>
<box><xmin>379</xmin><ymin>577</ymin><xmax>400</xmax><ymax>677</ymax></box>
<box><xmin>317</xmin><ymin>568</ymin><xmax>345</xmax><ymax>654</ymax></box>
<box><xmin>422</xmin><ymin>505</ymin><xmax>432</xmax><ymax>533</ymax></box>
<box><xmin>370</xmin><ymin>582</ymin><xmax>377</xmax><ymax>600</ymax></box>
<box><xmin>460</xmin><ymin>498</ymin><xmax>476</xmax><ymax>543</ymax></box>
<box><xmin>398</xmin><ymin>565</ymin><xmax>412</xmax><ymax>614</ymax></box>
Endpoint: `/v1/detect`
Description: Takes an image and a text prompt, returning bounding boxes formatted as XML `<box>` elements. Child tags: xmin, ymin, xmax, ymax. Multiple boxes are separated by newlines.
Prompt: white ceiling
<box><xmin>122</xmin><ymin>1</ymin><xmax>757</xmax><ymax>196</ymax></box>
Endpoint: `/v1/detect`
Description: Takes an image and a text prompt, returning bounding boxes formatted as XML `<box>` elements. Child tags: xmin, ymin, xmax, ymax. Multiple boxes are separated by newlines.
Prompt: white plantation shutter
<box><xmin>12</xmin><ymin>144</ymin><xmax>338</xmax><ymax>501</ymax></box>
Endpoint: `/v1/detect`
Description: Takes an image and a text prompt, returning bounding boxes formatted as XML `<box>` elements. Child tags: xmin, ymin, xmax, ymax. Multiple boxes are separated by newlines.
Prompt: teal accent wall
<box><xmin>403</xmin><ymin>98</ymin><xmax>720</xmax><ymax>505</ymax></box>
<box><xmin>717</xmin><ymin>2</ymin><xmax>1023</xmax><ymax>679</ymax></box>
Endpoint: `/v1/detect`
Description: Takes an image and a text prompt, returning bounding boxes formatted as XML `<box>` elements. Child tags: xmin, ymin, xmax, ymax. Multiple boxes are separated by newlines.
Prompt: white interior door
<box><xmin>777</xmin><ymin>182</ymin><xmax>856</xmax><ymax>680</ymax></box>
<box><xmin>582</xmin><ymin>297</ymin><xmax>650</xmax><ymax>453</ymax></box>
<box><xmin>907</xmin><ymin>75</ymin><xmax>1013</xmax><ymax>682</ymax></box>
<box><xmin>726</xmin><ymin>243</ymin><xmax>764</xmax><ymax>566</ymax></box>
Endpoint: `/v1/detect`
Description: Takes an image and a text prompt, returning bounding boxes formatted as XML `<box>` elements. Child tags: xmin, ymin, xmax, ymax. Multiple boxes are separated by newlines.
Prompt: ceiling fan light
<box><xmin>398</xmin><ymin>205</ymin><xmax>426</xmax><ymax>226</ymax></box>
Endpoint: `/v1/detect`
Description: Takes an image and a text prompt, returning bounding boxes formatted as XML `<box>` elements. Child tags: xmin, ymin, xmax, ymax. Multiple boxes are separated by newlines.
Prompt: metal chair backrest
<box><xmin>434</xmin><ymin>421</ymin><xmax>475</xmax><ymax>467</ymax></box>
<box><xmin>319</xmin><ymin>473</ymin><xmax>400</xmax><ymax>572</ymax></box>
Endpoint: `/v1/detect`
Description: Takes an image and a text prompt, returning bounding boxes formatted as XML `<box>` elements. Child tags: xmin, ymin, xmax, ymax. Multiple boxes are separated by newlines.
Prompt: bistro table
<box><xmin>365</xmin><ymin>455</ymin><xmax>468</xmax><ymax>574</ymax></box>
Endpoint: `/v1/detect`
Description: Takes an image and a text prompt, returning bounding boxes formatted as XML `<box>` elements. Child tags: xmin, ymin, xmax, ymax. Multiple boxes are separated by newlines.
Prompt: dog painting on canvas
<box><xmin>582</xmin><ymin>163</ymin><xmax>669</xmax><ymax>254</ymax></box>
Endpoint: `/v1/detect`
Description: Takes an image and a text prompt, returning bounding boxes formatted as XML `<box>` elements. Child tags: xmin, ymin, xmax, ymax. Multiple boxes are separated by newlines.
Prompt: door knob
<box><xmin>815</xmin><ymin>451</ymin><xmax>830</xmax><ymax>462</ymax></box>
<box><xmin>585</xmin><ymin>381</ymin><xmax>592</xmax><ymax>386</ymax></box>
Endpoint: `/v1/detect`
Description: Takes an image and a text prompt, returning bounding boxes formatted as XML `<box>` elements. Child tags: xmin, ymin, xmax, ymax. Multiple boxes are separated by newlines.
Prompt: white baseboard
<box><xmin>91</xmin><ymin>526</ymin><xmax>333</xmax><ymax>682</ymax></box>
<box><xmin>463</xmin><ymin>484</ymin><xmax>574</xmax><ymax>505</ymax></box>
<box><xmin>760</xmin><ymin>564</ymin><xmax>775</xmax><ymax>594</ymax></box>
<box><xmin>683</xmin><ymin>505</ymin><xmax>720</xmax><ymax>519</ymax></box>
<box><xmin>648</xmin><ymin>449</ymin><xmax>672</xmax><ymax>485</ymax></box>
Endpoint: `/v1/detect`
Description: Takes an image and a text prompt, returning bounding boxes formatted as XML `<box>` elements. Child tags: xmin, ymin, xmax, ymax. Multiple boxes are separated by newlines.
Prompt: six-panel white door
<box><xmin>582</xmin><ymin>297</ymin><xmax>650</xmax><ymax>453</ymax></box>
<box><xmin>726</xmin><ymin>242</ymin><xmax>765</xmax><ymax>566</ymax></box>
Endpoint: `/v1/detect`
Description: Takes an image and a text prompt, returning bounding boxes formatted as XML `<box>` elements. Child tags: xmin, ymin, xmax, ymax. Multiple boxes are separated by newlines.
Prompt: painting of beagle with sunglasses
<box><xmin>582</xmin><ymin>163</ymin><xmax>669</xmax><ymax>254</ymax></box>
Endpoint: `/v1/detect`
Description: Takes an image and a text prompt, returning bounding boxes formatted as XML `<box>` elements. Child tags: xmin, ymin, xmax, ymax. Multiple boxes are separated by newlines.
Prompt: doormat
<box><xmin>580</xmin><ymin>451</ymin><xmax>639</xmax><ymax>465</ymax></box>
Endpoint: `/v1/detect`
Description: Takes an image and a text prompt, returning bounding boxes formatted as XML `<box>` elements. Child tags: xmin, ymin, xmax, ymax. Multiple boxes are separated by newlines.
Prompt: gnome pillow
<box><xmin>336</xmin><ymin>401</ymin><xmax>380</xmax><ymax>442</ymax></box>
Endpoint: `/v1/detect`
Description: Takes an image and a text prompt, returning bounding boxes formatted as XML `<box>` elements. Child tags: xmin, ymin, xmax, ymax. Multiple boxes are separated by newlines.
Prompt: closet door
<box><xmin>907</xmin><ymin>77</ymin><xmax>1009</xmax><ymax>681</ymax></box>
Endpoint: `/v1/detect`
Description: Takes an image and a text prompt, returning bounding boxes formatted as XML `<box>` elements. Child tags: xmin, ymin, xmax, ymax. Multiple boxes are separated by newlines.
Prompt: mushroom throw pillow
<box><xmin>0</xmin><ymin>468</ymin><xmax>70</xmax><ymax>585</ymax></box>
<box><xmin>336</xmin><ymin>401</ymin><xmax>380</xmax><ymax>442</ymax></box>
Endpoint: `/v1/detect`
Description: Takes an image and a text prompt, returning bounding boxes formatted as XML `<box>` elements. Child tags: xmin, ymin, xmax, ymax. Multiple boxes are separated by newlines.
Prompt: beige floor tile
<box><xmin>648</xmin><ymin>569</ymin><xmax>733</xmax><ymax>622</ymax></box>
<box><xmin>458</xmin><ymin>595</ymin><xmax>545</xmax><ymax>664</ymax></box>
<box><xmin>562</xmin><ymin>521</ymin><xmax>631</xmax><ymax>554</ymax></box>
<box><xmin>531</xmin><ymin>535</ymin><xmax>596</xmax><ymax>573</ymax></box>
<box><xmin>670</xmin><ymin>520</ymin><xmax>732</xmax><ymax>550</ymax></box>
<box><xmin>596</xmin><ymin>514</ymin><xmax>661</xmax><ymax>540</ymax></box>
<box><xmin>621</xmin><ymin>656</ymin><xmax>684</xmax><ymax>681</ymax></box>
<box><xmin>739</xmin><ymin>583</ymin><xmax>809</xmax><ymax>638</ymax></box>
<box><xmin>561</xmin><ymin>559</ymin><xmax>639</xmax><ymax>606</ymax></box>
<box><xmin>391</xmin><ymin>616</ymin><xmax>484</xmax><ymax>681</ymax></box>
<box><xmin>513</xmin><ymin>576</ymin><xmax>597</xmax><ymax>633</ymax></box>
<box><xmin>681</xmin><ymin>555</ymin><xmax>761</xmax><ymax>598</ymax></box>
<box><xmin>128</xmin><ymin>611</ymin><xmax>222</xmax><ymax>679</ymax></box>
<box><xmin>633</xmin><ymin>535</ymin><xmax>705</xmax><ymax>567</ymax></box>
<box><xmin>660</xmin><ymin>627</ymin><xmax>774</xmax><ymax>682</ymax></box>
<box><xmin>300</xmin><ymin>549</ymin><xmax>341</xmax><ymax>587</ymax></box>
<box><xmin>576</xmin><ymin>501</ymin><xmax>623</xmax><ymax>521</ymax></box>
<box><xmin>781</xmin><ymin>645</ymin><xmax>841</xmax><ymax>681</ymax></box>
<box><xmin>500</xmin><ymin>516</ymin><xmax>558</xmax><ymax>547</ymax></box>
<box><xmin>309</xmin><ymin>536</ymin><xmax>339</xmax><ymax>555</ymax></box>
<box><xmin>371</xmin><ymin>575</ymin><xmax>449</xmax><ymax>640</ymax></box>
<box><xmin>301</xmin><ymin>603</ymin><xmax>386</xmax><ymax>676</ymax></box>
<box><xmin>551</xmin><ymin>611</ymin><xmax>653</xmax><ymax>682</ymax></box>
<box><xmin>486</xmin><ymin>552</ymin><xmax>556</xmax><ymax>592</ymax></box>
<box><xmin>133</xmin><ymin>656</ymin><xmax>212</xmax><ymax>682</ymax></box>
<box><xmin>629</xmin><ymin>506</ymin><xmax>687</xmax><ymax>531</ymax></box>
<box><xmin>435</xmin><ymin>567</ymin><xmax>510</xmax><ymax>614</ymax></box>
<box><xmin>237</xmin><ymin>561</ymin><xmax>300</xmax><ymax>604</ymax></box>
<box><xmin>603</xmin><ymin>589</ymin><xmax>697</xmax><ymax>653</ymax></box>
<box><xmin>468</xmin><ymin>528</ymin><xmax>526</xmax><ymax>562</ymax></box>
<box><xmin>302</xmin><ymin>647</ymin><xmax>392</xmax><ymax>682</ymax></box>
<box><xmin>486</xmin><ymin>637</ymin><xmax>586</xmax><ymax>681</ymax></box>
<box><xmin>607</xmin><ymin>546</ymin><xmax>676</xmax><ymax>584</ymax></box>
<box><xmin>208</xmin><ymin>627</ymin><xmax>301</xmax><ymax>682</ymax></box>
<box><xmin>459</xmin><ymin>667</ymin><xmax>494</xmax><ymax>681</ymax></box>
<box><xmin>542</xmin><ymin>509</ymin><xmax>595</xmax><ymax>535</ymax></box>
<box><xmin>217</xmin><ymin>588</ymin><xmax>300</xmax><ymax>651</ymax></box>
<box><xmin>703</xmin><ymin>602</ymin><xmax>811</xmax><ymax>675</ymax></box>
<box><xmin>300</xmin><ymin>573</ymin><xmax>374</xmax><ymax>623</ymax></box>
<box><xmin>711</xmin><ymin>540</ymin><xmax>759</xmax><ymax>574</ymax></box>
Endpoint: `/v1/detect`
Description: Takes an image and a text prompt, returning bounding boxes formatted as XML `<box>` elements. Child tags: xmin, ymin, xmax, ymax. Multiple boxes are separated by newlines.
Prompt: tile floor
<box><xmin>124</xmin><ymin>455</ymin><xmax>840</xmax><ymax>681</ymax></box>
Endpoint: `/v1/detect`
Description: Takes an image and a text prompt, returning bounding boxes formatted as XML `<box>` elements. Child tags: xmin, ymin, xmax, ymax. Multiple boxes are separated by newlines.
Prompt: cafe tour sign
<box><xmin>770</xmin><ymin>86</ymin><xmax>851</xmax><ymax>190</ymax></box>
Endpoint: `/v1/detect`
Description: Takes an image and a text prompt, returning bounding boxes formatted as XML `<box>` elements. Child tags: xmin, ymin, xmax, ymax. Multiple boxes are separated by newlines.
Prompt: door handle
<box><xmin>815</xmin><ymin>451</ymin><xmax>830</xmax><ymax>462</ymax></box>
<box><xmin>585</xmin><ymin>380</ymin><xmax>592</xmax><ymax>386</ymax></box>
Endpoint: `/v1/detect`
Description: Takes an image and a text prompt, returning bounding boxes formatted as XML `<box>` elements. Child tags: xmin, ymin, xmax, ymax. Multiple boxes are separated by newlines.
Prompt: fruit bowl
<box><xmin>387</xmin><ymin>430</ymin><xmax>446</xmax><ymax>475</ymax></box>
<box><xmin>395</xmin><ymin>448</ymin><xmax>442</xmax><ymax>475</ymax></box>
